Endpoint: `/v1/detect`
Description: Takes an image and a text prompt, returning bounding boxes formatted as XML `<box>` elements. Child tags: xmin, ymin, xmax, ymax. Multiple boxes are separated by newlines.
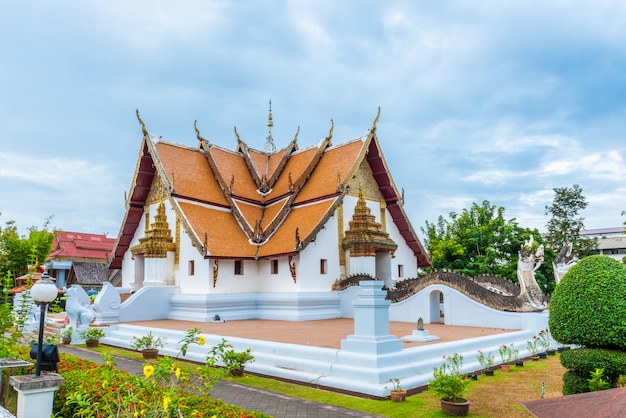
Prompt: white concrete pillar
<box><xmin>340</xmin><ymin>280</ymin><xmax>402</xmax><ymax>355</ymax></box>
<box><xmin>10</xmin><ymin>374</ymin><xmax>64</xmax><ymax>418</ymax></box>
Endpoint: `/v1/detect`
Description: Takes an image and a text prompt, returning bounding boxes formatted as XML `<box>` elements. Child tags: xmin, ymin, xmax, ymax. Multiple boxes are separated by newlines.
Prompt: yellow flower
<box><xmin>143</xmin><ymin>364</ymin><xmax>154</xmax><ymax>379</ymax></box>
<box><xmin>175</xmin><ymin>367</ymin><xmax>181</xmax><ymax>379</ymax></box>
<box><xmin>133</xmin><ymin>412</ymin><xmax>138</xmax><ymax>417</ymax></box>
<box><xmin>198</xmin><ymin>335</ymin><xmax>206</xmax><ymax>346</ymax></box>
<box><xmin>163</xmin><ymin>395</ymin><xmax>171</xmax><ymax>412</ymax></box>
<box><xmin>101</xmin><ymin>380</ymin><xmax>108</xmax><ymax>389</ymax></box>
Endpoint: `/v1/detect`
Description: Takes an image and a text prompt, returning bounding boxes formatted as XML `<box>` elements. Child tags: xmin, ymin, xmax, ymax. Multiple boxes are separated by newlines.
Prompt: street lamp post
<box><xmin>30</xmin><ymin>271</ymin><xmax>58</xmax><ymax>377</ymax></box>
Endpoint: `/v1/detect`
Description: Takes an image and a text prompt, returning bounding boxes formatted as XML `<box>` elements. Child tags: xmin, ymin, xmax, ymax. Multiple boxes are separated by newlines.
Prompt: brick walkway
<box><xmin>59</xmin><ymin>345</ymin><xmax>383</xmax><ymax>417</ymax></box>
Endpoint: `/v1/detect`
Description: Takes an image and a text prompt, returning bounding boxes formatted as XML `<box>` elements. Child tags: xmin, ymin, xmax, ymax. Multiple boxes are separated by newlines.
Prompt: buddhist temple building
<box><xmin>108</xmin><ymin>107</ymin><xmax>430</xmax><ymax>321</ymax></box>
<box><xmin>46</xmin><ymin>231</ymin><xmax>117</xmax><ymax>289</ymax></box>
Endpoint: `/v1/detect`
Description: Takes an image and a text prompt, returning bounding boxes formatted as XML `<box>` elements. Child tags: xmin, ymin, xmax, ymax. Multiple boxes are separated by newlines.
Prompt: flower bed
<box><xmin>53</xmin><ymin>353</ymin><xmax>269</xmax><ymax>417</ymax></box>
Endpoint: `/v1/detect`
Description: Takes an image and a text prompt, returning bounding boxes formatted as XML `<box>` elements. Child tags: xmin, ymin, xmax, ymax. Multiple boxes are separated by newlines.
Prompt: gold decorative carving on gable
<box><xmin>147</xmin><ymin>174</ymin><xmax>170</xmax><ymax>205</ymax></box>
<box><xmin>131</xmin><ymin>202</ymin><xmax>177</xmax><ymax>258</ymax></box>
<box><xmin>346</xmin><ymin>160</ymin><xmax>383</xmax><ymax>201</ymax></box>
<box><xmin>175</xmin><ymin>217</ymin><xmax>180</xmax><ymax>265</ymax></box>
<box><xmin>337</xmin><ymin>203</ymin><xmax>346</xmax><ymax>266</ymax></box>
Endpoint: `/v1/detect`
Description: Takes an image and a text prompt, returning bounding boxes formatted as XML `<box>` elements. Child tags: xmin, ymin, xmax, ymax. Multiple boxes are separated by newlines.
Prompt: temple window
<box><xmin>235</xmin><ymin>260</ymin><xmax>244</xmax><ymax>275</ymax></box>
<box><xmin>188</xmin><ymin>260</ymin><xmax>195</xmax><ymax>276</ymax></box>
<box><xmin>271</xmin><ymin>260</ymin><xmax>278</xmax><ymax>274</ymax></box>
<box><xmin>320</xmin><ymin>259</ymin><xmax>328</xmax><ymax>274</ymax></box>
<box><xmin>398</xmin><ymin>264</ymin><xmax>404</xmax><ymax>278</ymax></box>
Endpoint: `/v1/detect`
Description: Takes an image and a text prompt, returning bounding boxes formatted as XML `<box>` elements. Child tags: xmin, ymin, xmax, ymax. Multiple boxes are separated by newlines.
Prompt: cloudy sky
<box><xmin>2</xmin><ymin>1</ymin><xmax>626</xmax><ymax>239</ymax></box>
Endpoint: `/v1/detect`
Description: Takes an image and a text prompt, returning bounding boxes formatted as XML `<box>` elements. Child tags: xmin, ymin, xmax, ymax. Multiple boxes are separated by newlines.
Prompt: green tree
<box><xmin>422</xmin><ymin>200</ymin><xmax>552</xmax><ymax>287</ymax></box>
<box><xmin>0</xmin><ymin>214</ymin><xmax>55</xmax><ymax>281</ymax></box>
<box><xmin>544</xmin><ymin>184</ymin><xmax>595</xmax><ymax>256</ymax></box>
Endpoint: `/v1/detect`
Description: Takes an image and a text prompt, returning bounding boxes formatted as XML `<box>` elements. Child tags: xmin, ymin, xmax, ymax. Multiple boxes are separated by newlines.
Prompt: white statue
<box><xmin>64</xmin><ymin>286</ymin><xmax>95</xmax><ymax>331</ymax></box>
<box><xmin>517</xmin><ymin>236</ymin><xmax>547</xmax><ymax>310</ymax></box>
<box><xmin>553</xmin><ymin>242</ymin><xmax>578</xmax><ymax>285</ymax></box>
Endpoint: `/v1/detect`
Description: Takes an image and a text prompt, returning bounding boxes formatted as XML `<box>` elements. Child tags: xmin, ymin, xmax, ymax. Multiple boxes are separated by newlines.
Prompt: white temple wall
<box><xmin>177</xmin><ymin>224</ymin><xmax>211</xmax><ymax>293</ymax></box>
<box><xmin>120</xmin><ymin>210</ymin><xmax>146</xmax><ymax>288</ymax></box>
<box><xmin>384</xmin><ymin>210</ymin><xmax>420</xmax><ymax>280</ymax></box>
<box><xmin>256</xmin><ymin>257</ymin><xmax>299</xmax><ymax>292</ymax></box>
<box><xmin>297</xmin><ymin>214</ymin><xmax>341</xmax><ymax>291</ymax></box>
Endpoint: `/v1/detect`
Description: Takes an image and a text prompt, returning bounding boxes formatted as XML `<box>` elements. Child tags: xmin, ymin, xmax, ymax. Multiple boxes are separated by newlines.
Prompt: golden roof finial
<box><xmin>194</xmin><ymin>120</ymin><xmax>207</xmax><ymax>146</ymax></box>
<box><xmin>326</xmin><ymin>119</ymin><xmax>334</xmax><ymax>147</ymax></box>
<box><xmin>136</xmin><ymin>109</ymin><xmax>148</xmax><ymax>137</ymax></box>
<box><xmin>371</xmin><ymin>106</ymin><xmax>381</xmax><ymax>133</ymax></box>
<box><xmin>234</xmin><ymin>126</ymin><xmax>242</xmax><ymax>143</ymax></box>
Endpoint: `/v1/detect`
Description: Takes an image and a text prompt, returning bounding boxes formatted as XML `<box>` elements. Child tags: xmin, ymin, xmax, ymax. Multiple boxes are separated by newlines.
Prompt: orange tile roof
<box><xmin>248</xmin><ymin>149</ymin><xmax>269</xmax><ymax>179</ymax></box>
<box><xmin>111</xmin><ymin>127</ymin><xmax>429</xmax><ymax>265</ymax></box>
<box><xmin>155</xmin><ymin>143</ymin><xmax>228</xmax><ymax>206</ymax></box>
<box><xmin>262</xmin><ymin>197</ymin><xmax>288</xmax><ymax>230</ymax></box>
<box><xmin>267</xmin><ymin>149</ymin><xmax>286</xmax><ymax>180</ymax></box>
<box><xmin>209</xmin><ymin>146</ymin><xmax>259</xmax><ymax>201</ymax></box>
<box><xmin>178</xmin><ymin>201</ymin><xmax>257</xmax><ymax>258</ymax></box>
<box><xmin>294</xmin><ymin>139</ymin><xmax>364</xmax><ymax>204</ymax></box>
<box><xmin>258</xmin><ymin>198</ymin><xmax>337</xmax><ymax>257</ymax></box>
<box><xmin>267</xmin><ymin>147</ymin><xmax>318</xmax><ymax>199</ymax></box>
<box><xmin>233</xmin><ymin>200</ymin><xmax>263</xmax><ymax>230</ymax></box>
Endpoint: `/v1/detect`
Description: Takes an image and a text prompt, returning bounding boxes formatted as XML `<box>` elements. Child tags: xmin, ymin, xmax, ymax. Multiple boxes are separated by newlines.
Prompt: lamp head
<box><xmin>31</xmin><ymin>271</ymin><xmax>57</xmax><ymax>303</ymax></box>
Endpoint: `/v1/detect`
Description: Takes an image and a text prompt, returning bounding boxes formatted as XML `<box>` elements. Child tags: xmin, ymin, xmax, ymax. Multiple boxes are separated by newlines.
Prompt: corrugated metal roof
<box><xmin>596</xmin><ymin>237</ymin><xmax>626</xmax><ymax>250</ymax></box>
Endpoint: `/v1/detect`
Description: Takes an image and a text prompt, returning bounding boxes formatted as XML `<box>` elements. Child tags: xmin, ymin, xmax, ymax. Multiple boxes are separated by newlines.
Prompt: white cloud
<box><xmin>540</xmin><ymin>150</ymin><xmax>626</xmax><ymax>179</ymax></box>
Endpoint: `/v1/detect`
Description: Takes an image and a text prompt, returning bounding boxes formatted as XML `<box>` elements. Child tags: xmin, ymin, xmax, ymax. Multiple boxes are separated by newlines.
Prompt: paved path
<box><xmin>59</xmin><ymin>345</ymin><xmax>385</xmax><ymax>418</ymax></box>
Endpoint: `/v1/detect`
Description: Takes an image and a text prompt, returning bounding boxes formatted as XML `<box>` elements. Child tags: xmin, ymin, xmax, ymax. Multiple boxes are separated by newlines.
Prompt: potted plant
<box><xmin>222</xmin><ymin>347</ymin><xmax>254</xmax><ymax>376</ymax></box>
<box><xmin>527</xmin><ymin>337</ymin><xmax>540</xmax><ymax>360</ymax></box>
<box><xmin>388</xmin><ymin>378</ymin><xmax>407</xmax><ymax>402</ymax></box>
<box><xmin>429</xmin><ymin>354</ymin><xmax>470</xmax><ymax>416</ymax></box>
<box><xmin>130</xmin><ymin>331</ymin><xmax>166</xmax><ymax>359</ymax></box>
<box><xmin>538</xmin><ymin>329</ymin><xmax>556</xmax><ymax>355</ymax></box>
<box><xmin>476</xmin><ymin>350</ymin><xmax>495</xmax><ymax>375</ymax></box>
<box><xmin>59</xmin><ymin>325</ymin><xmax>73</xmax><ymax>345</ymax></box>
<box><xmin>498</xmin><ymin>344</ymin><xmax>514</xmax><ymax>371</ymax></box>
<box><xmin>512</xmin><ymin>347</ymin><xmax>523</xmax><ymax>367</ymax></box>
<box><xmin>208</xmin><ymin>340</ymin><xmax>254</xmax><ymax>376</ymax></box>
<box><xmin>79</xmin><ymin>327</ymin><xmax>106</xmax><ymax>347</ymax></box>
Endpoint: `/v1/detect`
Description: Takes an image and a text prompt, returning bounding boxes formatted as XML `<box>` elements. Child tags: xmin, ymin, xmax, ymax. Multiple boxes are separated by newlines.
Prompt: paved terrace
<box><xmin>121</xmin><ymin>318</ymin><xmax>514</xmax><ymax>349</ymax></box>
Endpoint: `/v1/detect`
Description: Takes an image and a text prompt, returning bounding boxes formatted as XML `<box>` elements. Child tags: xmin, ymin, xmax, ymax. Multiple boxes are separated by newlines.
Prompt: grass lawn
<box><xmin>226</xmin><ymin>356</ymin><xmax>565</xmax><ymax>417</ymax></box>
<box><xmin>88</xmin><ymin>345</ymin><xmax>566</xmax><ymax>417</ymax></box>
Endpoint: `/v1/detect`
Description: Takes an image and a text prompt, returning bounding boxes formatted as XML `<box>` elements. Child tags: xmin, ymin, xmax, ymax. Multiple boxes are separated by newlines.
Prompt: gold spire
<box><xmin>264</xmin><ymin>99</ymin><xmax>276</xmax><ymax>152</ymax></box>
<box><xmin>267</xmin><ymin>99</ymin><xmax>273</xmax><ymax>128</ymax></box>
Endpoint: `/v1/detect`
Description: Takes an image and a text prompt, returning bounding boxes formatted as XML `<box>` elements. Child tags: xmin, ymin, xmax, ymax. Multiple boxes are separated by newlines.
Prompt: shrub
<box><xmin>53</xmin><ymin>352</ymin><xmax>269</xmax><ymax>417</ymax></box>
<box><xmin>588</xmin><ymin>368</ymin><xmax>611</xmax><ymax>392</ymax></box>
<box><xmin>562</xmin><ymin>370</ymin><xmax>589</xmax><ymax>395</ymax></box>
<box><xmin>429</xmin><ymin>353</ymin><xmax>469</xmax><ymax>402</ymax></box>
<box><xmin>549</xmin><ymin>255</ymin><xmax>626</xmax><ymax>349</ymax></box>
<box><xmin>559</xmin><ymin>348</ymin><xmax>626</xmax><ymax>384</ymax></box>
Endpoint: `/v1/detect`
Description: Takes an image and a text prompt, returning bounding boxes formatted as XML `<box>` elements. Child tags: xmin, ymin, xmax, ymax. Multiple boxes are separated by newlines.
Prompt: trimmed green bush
<box><xmin>560</xmin><ymin>348</ymin><xmax>626</xmax><ymax>383</ymax></box>
<box><xmin>549</xmin><ymin>255</ymin><xmax>626</xmax><ymax>349</ymax></box>
<box><xmin>562</xmin><ymin>370</ymin><xmax>590</xmax><ymax>395</ymax></box>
